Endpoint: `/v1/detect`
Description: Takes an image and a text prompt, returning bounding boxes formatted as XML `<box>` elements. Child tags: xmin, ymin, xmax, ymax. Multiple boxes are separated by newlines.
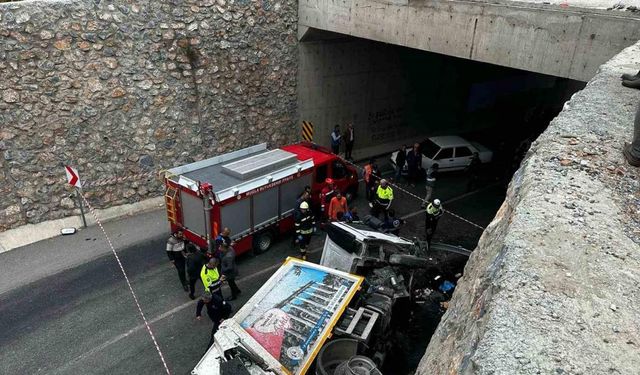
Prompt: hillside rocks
<box><xmin>0</xmin><ymin>0</ymin><xmax>298</xmax><ymax>230</ymax></box>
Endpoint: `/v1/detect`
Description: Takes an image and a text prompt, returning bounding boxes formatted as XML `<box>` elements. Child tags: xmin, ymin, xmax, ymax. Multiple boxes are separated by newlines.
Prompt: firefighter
<box><xmin>294</xmin><ymin>201</ymin><xmax>315</xmax><ymax>260</ymax></box>
<box><xmin>200</xmin><ymin>258</ymin><xmax>224</xmax><ymax>298</ymax></box>
<box><xmin>425</xmin><ymin>198</ymin><xmax>444</xmax><ymax>245</ymax></box>
<box><xmin>373</xmin><ymin>179</ymin><xmax>393</xmax><ymax>219</ymax></box>
<box><xmin>166</xmin><ymin>230</ymin><xmax>188</xmax><ymax>292</ymax></box>
<box><xmin>319</xmin><ymin>178</ymin><xmax>336</xmax><ymax>217</ymax></box>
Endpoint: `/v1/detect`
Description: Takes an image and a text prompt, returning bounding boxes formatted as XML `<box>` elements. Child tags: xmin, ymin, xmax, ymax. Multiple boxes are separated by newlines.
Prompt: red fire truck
<box><xmin>163</xmin><ymin>142</ymin><xmax>359</xmax><ymax>256</ymax></box>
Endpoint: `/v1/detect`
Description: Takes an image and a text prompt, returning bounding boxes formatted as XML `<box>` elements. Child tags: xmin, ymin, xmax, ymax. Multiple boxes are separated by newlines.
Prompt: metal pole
<box><xmin>203</xmin><ymin>190</ymin><xmax>213</xmax><ymax>254</ymax></box>
<box><xmin>76</xmin><ymin>188</ymin><xmax>87</xmax><ymax>228</ymax></box>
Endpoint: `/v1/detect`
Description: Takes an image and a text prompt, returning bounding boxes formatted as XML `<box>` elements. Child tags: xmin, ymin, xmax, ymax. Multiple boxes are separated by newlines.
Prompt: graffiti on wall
<box><xmin>367</xmin><ymin>106</ymin><xmax>413</xmax><ymax>143</ymax></box>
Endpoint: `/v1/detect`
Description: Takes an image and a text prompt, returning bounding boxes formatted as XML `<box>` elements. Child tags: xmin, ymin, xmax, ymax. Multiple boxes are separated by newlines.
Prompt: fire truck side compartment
<box><xmin>220</xmin><ymin>198</ymin><xmax>251</xmax><ymax>238</ymax></box>
<box><xmin>180</xmin><ymin>190</ymin><xmax>207</xmax><ymax>236</ymax></box>
<box><xmin>252</xmin><ymin>187</ymin><xmax>279</xmax><ymax>229</ymax></box>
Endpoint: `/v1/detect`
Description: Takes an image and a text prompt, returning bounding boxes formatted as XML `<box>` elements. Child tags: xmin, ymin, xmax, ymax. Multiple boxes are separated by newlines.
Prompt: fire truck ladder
<box><xmin>165</xmin><ymin>186</ymin><xmax>179</xmax><ymax>224</ymax></box>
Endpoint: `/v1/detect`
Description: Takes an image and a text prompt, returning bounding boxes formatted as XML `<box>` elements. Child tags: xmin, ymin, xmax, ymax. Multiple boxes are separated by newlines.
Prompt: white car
<box><xmin>391</xmin><ymin>136</ymin><xmax>493</xmax><ymax>172</ymax></box>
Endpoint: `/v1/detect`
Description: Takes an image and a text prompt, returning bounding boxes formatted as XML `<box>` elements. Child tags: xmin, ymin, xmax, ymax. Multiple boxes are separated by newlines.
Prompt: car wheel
<box><xmin>253</xmin><ymin>231</ymin><xmax>273</xmax><ymax>254</ymax></box>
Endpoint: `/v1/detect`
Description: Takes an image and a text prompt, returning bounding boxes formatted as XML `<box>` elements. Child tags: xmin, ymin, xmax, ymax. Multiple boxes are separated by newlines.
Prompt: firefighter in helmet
<box><xmin>294</xmin><ymin>201</ymin><xmax>316</xmax><ymax>260</ymax></box>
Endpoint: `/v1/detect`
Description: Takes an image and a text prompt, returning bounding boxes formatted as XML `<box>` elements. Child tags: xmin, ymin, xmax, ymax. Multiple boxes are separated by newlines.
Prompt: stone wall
<box><xmin>417</xmin><ymin>41</ymin><xmax>640</xmax><ymax>374</ymax></box>
<box><xmin>0</xmin><ymin>0</ymin><xmax>298</xmax><ymax>231</ymax></box>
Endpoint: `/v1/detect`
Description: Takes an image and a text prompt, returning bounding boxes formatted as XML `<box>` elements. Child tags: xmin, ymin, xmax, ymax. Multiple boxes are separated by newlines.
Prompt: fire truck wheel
<box><xmin>253</xmin><ymin>231</ymin><xmax>274</xmax><ymax>254</ymax></box>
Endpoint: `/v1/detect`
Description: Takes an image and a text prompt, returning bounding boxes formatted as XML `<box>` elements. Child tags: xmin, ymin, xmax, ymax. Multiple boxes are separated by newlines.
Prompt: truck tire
<box><xmin>253</xmin><ymin>231</ymin><xmax>274</xmax><ymax>254</ymax></box>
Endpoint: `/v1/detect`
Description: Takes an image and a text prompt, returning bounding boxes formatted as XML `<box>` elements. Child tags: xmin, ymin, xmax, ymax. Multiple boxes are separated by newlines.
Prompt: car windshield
<box><xmin>420</xmin><ymin>139</ymin><xmax>440</xmax><ymax>159</ymax></box>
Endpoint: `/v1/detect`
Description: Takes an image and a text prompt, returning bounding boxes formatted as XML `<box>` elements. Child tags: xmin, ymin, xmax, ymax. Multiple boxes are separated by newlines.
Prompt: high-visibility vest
<box><xmin>200</xmin><ymin>265</ymin><xmax>221</xmax><ymax>292</ymax></box>
<box><xmin>376</xmin><ymin>186</ymin><xmax>394</xmax><ymax>205</ymax></box>
<box><xmin>426</xmin><ymin>203</ymin><xmax>443</xmax><ymax>218</ymax></box>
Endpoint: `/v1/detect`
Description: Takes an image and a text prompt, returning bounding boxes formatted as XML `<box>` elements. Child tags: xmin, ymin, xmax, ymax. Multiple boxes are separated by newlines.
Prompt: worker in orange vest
<box><xmin>328</xmin><ymin>191</ymin><xmax>348</xmax><ymax>221</ymax></box>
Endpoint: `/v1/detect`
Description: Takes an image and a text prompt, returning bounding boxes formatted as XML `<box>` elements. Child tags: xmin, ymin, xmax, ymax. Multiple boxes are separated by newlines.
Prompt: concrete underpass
<box><xmin>1</xmin><ymin>0</ymin><xmax>639</xmax><ymax>374</ymax></box>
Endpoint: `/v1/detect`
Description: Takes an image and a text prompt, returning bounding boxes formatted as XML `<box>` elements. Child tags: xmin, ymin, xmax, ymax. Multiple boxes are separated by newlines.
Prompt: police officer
<box><xmin>166</xmin><ymin>230</ymin><xmax>188</xmax><ymax>291</ymax></box>
<box><xmin>200</xmin><ymin>258</ymin><xmax>224</xmax><ymax>298</ymax></box>
<box><xmin>425</xmin><ymin>199</ymin><xmax>444</xmax><ymax>245</ymax></box>
<box><xmin>373</xmin><ymin>179</ymin><xmax>394</xmax><ymax>219</ymax></box>
<box><xmin>196</xmin><ymin>291</ymin><xmax>232</xmax><ymax>349</ymax></box>
<box><xmin>294</xmin><ymin>201</ymin><xmax>315</xmax><ymax>260</ymax></box>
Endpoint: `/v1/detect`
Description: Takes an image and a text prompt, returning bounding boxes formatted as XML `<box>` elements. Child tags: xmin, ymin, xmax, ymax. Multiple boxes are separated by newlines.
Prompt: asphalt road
<box><xmin>0</xmin><ymin>162</ymin><xmax>506</xmax><ymax>375</ymax></box>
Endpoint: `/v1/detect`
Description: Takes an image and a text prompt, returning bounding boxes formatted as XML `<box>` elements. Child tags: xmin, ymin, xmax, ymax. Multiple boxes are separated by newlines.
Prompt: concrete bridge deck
<box><xmin>299</xmin><ymin>0</ymin><xmax>640</xmax><ymax>81</ymax></box>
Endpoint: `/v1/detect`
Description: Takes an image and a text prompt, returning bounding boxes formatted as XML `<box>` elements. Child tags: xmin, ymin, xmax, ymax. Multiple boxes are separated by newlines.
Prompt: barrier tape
<box><xmin>70</xmin><ymin>152</ymin><xmax>485</xmax><ymax>231</ymax></box>
<box><xmin>79</xmin><ymin>193</ymin><xmax>172</xmax><ymax>375</ymax></box>
<box><xmin>339</xmin><ymin>156</ymin><xmax>486</xmax><ymax>231</ymax></box>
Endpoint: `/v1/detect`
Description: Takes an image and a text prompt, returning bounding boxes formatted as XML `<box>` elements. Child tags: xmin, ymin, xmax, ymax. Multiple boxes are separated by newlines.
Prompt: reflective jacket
<box><xmin>200</xmin><ymin>265</ymin><xmax>221</xmax><ymax>293</ymax></box>
<box><xmin>294</xmin><ymin>210</ymin><xmax>315</xmax><ymax>235</ymax></box>
<box><xmin>426</xmin><ymin>203</ymin><xmax>443</xmax><ymax>219</ymax></box>
<box><xmin>376</xmin><ymin>186</ymin><xmax>394</xmax><ymax>206</ymax></box>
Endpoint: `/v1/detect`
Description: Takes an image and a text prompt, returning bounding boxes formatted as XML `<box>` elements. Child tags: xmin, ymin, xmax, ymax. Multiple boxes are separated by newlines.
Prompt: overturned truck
<box><xmin>192</xmin><ymin>222</ymin><xmax>471</xmax><ymax>375</ymax></box>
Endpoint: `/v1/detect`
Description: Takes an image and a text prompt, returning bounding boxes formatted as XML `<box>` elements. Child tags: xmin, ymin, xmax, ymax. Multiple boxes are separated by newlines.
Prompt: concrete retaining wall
<box><xmin>417</xmin><ymin>41</ymin><xmax>640</xmax><ymax>374</ymax></box>
<box><xmin>0</xmin><ymin>0</ymin><xmax>298</xmax><ymax>231</ymax></box>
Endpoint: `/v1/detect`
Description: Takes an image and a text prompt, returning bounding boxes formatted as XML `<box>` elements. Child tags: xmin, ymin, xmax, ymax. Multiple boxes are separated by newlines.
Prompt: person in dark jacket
<box><xmin>166</xmin><ymin>230</ymin><xmax>188</xmax><ymax>292</ymax></box>
<box><xmin>344</xmin><ymin>207</ymin><xmax>360</xmax><ymax>222</ymax></box>
<box><xmin>465</xmin><ymin>152</ymin><xmax>481</xmax><ymax>192</ymax></box>
<box><xmin>343</xmin><ymin>123</ymin><xmax>355</xmax><ymax>160</ymax></box>
<box><xmin>394</xmin><ymin>145</ymin><xmax>407</xmax><ymax>182</ymax></box>
<box><xmin>212</xmin><ymin>227</ymin><xmax>232</xmax><ymax>260</ymax></box>
<box><xmin>406</xmin><ymin>143</ymin><xmax>423</xmax><ymax>186</ymax></box>
<box><xmin>196</xmin><ymin>292</ymin><xmax>232</xmax><ymax>348</ymax></box>
<box><xmin>382</xmin><ymin>209</ymin><xmax>405</xmax><ymax>236</ymax></box>
<box><xmin>220</xmin><ymin>243</ymin><xmax>241</xmax><ymax>300</ymax></box>
<box><xmin>186</xmin><ymin>245</ymin><xmax>206</xmax><ymax>300</ymax></box>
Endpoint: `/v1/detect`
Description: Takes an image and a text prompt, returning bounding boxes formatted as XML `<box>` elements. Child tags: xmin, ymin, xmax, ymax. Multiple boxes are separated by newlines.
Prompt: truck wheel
<box><xmin>253</xmin><ymin>231</ymin><xmax>274</xmax><ymax>254</ymax></box>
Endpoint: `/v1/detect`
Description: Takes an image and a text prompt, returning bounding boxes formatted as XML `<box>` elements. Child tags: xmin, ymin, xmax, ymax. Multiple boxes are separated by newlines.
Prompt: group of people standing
<box><xmin>330</xmin><ymin>123</ymin><xmax>356</xmax><ymax>160</ymax></box>
<box><xmin>293</xmin><ymin>182</ymin><xmax>360</xmax><ymax>259</ymax></box>
<box><xmin>166</xmin><ymin>228</ymin><xmax>241</xmax><ymax>349</ymax></box>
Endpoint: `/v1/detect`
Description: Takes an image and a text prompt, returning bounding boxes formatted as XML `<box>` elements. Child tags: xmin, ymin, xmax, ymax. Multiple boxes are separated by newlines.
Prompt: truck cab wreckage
<box><xmin>192</xmin><ymin>222</ymin><xmax>471</xmax><ymax>375</ymax></box>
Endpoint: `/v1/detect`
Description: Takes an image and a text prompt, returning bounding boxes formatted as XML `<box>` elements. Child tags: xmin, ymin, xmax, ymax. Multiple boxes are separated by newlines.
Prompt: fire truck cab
<box><xmin>163</xmin><ymin>142</ymin><xmax>359</xmax><ymax>256</ymax></box>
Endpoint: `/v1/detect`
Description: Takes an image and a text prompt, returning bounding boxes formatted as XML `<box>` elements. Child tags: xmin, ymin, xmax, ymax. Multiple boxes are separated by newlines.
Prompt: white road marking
<box><xmin>400</xmin><ymin>181</ymin><xmax>502</xmax><ymax>221</ymax></box>
<box><xmin>55</xmin><ymin>179</ymin><xmax>499</xmax><ymax>371</ymax></box>
<box><xmin>54</xmin><ymin>248</ymin><xmax>324</xmax><ymax>372</ymax></box>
